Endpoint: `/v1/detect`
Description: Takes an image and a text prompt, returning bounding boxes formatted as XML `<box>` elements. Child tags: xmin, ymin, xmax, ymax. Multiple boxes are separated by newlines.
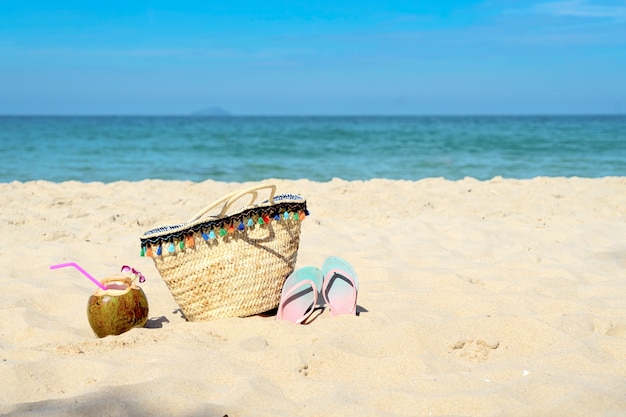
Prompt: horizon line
<box><xmin>1</xmin><ymin>112</ymin><xmax>625</xmax><ymax>117</ymax></box>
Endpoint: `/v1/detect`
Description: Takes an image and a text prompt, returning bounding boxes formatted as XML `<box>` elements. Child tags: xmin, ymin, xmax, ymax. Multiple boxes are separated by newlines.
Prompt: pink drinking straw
<box><xmin>50</xmin><ymin>262</ymin><xmax>107</xmax><ymax>291</ymax></box>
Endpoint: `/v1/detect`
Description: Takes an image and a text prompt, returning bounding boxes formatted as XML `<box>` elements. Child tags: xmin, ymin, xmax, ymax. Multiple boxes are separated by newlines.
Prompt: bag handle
<box><xmin>187</xmin><ymin>184</ymin><xmax>277</xmax><ymax>223</ymax></box>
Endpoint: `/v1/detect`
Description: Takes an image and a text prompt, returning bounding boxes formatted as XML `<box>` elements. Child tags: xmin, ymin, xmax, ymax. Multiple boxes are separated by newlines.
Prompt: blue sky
<box><xmin>0</xmin><ymin>1</ymin><xmax>624</xmax><ymax>115</ymax></box>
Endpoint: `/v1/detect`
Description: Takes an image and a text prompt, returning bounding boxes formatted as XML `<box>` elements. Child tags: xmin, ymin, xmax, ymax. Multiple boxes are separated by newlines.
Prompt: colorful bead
<box><xmin>141</xmin><ymin>203</ymin><xmax>308</xmax><ymax>256</ymax></box>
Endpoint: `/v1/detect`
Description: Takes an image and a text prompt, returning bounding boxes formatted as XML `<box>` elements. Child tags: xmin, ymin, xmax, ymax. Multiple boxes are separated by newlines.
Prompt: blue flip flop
<box><xmin>321</xmin><ymin>257</ymin><xmax>359</xmax><ymax>316</ymax></box>
<box><xmin>276</xmin><ymin>266</ymin><xmax>323</xmax><ymax>324</ymax></box>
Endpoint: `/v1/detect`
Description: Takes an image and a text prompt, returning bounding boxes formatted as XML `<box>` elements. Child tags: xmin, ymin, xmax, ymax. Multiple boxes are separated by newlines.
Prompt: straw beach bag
<box><xmin>140</xmin><ymin>184</ymin><xmax>308</xmax><ymax>321</ymax></box>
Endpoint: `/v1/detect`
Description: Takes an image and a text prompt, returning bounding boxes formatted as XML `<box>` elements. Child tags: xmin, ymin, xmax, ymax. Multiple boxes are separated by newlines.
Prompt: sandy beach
<box><xmin>1</xmin><ymin>177</ymin><xmax>625</xmax><ymax>417</ymax></box>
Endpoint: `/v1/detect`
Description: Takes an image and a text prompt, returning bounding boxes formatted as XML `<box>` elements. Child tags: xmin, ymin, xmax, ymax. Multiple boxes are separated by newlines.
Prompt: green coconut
<box><xmin>87</xmin><ymin>275</ymin><xmax>149</xmax><ymax>338</ymax></box>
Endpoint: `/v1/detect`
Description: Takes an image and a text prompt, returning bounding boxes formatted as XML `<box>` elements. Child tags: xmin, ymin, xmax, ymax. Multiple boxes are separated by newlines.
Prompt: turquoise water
<box><xmin>1</xmin><ymin>115</ymin><xmax>625</xmax><ymax>182</ymax></box>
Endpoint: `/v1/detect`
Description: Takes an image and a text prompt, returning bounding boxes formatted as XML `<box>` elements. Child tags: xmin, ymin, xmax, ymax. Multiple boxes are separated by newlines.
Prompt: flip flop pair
<box><xmin>276</xmin><ymin>257</ymin><xmax>359</xmax><ymax>324</ymax></box>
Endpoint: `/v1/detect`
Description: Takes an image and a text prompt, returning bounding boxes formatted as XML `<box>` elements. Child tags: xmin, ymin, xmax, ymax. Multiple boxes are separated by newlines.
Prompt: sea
<box><xmin>1</xmin><ymin>115</ymin><xmax>625</xmax><ymax>183</ymax></box>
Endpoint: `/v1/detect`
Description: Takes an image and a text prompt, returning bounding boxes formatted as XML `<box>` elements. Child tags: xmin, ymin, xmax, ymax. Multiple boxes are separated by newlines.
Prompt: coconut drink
<box><xmin>87</xmin><ymin>270</ymin><xmax>149</xmax><ymax>338</ymax></box>
<box><xmin>50</xmin><ymin>263</ymin><xmax>149</xmax><ymax>338</ymax></box>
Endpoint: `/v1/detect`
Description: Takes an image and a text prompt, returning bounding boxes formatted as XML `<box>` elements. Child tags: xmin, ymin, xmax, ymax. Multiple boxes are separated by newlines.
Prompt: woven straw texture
<box><xmin>140</xmin><ymin>185</ymin><xmax>306</xmax><ymax>321</ymax></box>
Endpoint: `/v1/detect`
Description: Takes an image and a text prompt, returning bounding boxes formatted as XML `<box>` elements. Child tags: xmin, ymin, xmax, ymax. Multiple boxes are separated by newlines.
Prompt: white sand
<box><xmin>1</xmin><ymin>178</ymin><xmax>625</xmax><ymax>416</ymax></box>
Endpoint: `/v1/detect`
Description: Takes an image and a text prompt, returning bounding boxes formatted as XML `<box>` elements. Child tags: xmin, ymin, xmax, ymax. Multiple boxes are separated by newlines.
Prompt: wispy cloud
<box><xmin>494</xmin><ymin>0</ymin><xmax>626</xmax><ymax>46</ymax></box>
<box><xmin>531</xmin><ymin>0</ymin><xmax>626</xmax><ymax>19</ymax></box>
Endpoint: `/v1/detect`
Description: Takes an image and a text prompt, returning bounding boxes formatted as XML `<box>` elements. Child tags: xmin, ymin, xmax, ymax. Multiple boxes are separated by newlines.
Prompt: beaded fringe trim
<box><xmin>140</xmin><ymin>204</ymin><xmax>308</xmax><ymax>259</ymax></box>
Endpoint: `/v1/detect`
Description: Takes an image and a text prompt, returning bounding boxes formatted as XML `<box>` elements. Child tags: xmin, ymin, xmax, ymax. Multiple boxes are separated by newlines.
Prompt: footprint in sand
<box><xmin>594</xmin><ymin>320</ymin><xmax>626</xmax><ymax>338</ymax></box>
<box><xmin>450</xmin><ymin>338</ymin><xmax>500</xmax><ymax>363</ymax></box>
<box><xmin>239</xmin><ymin>336</ymin><xmax>268</xmax><ymax>352</ymax></box>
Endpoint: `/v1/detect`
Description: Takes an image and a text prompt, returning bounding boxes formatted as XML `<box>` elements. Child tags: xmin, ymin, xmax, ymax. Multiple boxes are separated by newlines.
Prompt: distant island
<box><xmin>190</xmin><ymin>107</ymin><xmax>231</xmax><ymax>116</ymax></box>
